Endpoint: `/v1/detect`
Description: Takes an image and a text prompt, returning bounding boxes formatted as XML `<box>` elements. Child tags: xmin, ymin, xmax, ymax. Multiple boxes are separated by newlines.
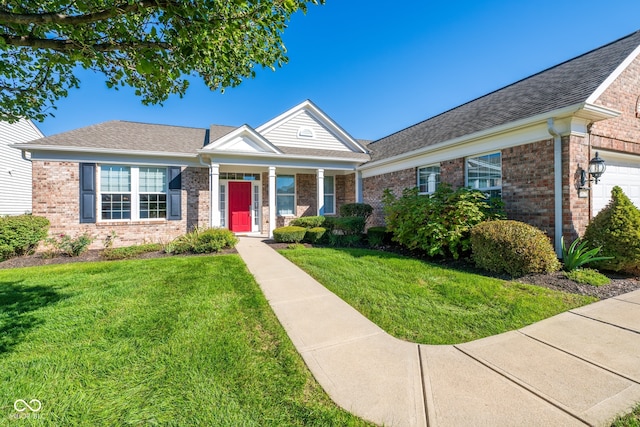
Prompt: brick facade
<box><xmin>336</xmin><ymin>173</ymin><xmax>356</xmax><ymax>214</ymax></box>
<box><xmin>32</xmin><ymin>161</ymin><xmax>209</xmax><ymax>248</ymax></box>
<box><xmin>502</xmin><ymin>140</ymin><xmax>556</xmax><ymax>237</ymax></box>
<box><xmin>363</xmin><ymin>168</ymin><xmax>415</xmax><ymax>226</ymax></box>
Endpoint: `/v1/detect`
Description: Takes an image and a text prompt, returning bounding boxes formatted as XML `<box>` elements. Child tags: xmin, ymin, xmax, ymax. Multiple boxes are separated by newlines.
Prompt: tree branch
<box><xmin>0</xmin><ymin>1</ymin><xmax>177</xmax><ymax>26</ymax></box>
<box><xmin>1</xmin><ymin>34</ymin><xmax>170</xmax><ymax>52</ymax></box>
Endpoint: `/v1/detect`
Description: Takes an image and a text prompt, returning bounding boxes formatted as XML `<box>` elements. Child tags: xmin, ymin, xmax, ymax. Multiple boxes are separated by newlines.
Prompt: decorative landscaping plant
<box><xmin>383</xmin><ymin>185</ymin><xmax>502</xmax><ymax>259</ymax></box>
<box><xmin>561</xmin><ymin>237</ymin><xmax>612</xmax><ymax>272</ymax></box>
<box><xmin>0</xmin><ymin>214</ymin><xmax>49</xmax><ymax>260</ymax></box>
<box><xmin>583</xmin><ymin>186</ymin><xmax>640</xmax><ymax>274</ymax></box>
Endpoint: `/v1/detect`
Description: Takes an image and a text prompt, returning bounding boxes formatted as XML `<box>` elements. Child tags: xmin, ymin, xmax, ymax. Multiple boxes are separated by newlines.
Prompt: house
<box><xmin>11</xmin><ymin>30</ymin><xmax>640</xmax><ymax>252</ymax></box>
<box><xmin>12</xmin><ymin>101</ymin><xmax>368</xmax><ymax>247</ymax></box>
<box><xmin>0</xmin><ymin>119</ymin><xmax>44</xmax><ymax>215</ymax></box>
<box><xmin>361</xmin><ymin>29</ymin><xmax>640</xmax><ymax>254</ymax></box>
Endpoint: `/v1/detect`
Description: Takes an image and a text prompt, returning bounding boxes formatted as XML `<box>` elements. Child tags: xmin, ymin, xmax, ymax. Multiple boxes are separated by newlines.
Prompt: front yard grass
<box><xmin>279</xmin><ymin>247</ymin><xmax>597</xmax><ymax>344</ymax></box>
<box><xmin>0</xmin><ymin>256</ymin><xmax>369</xmax><ymax>426</ymax></box>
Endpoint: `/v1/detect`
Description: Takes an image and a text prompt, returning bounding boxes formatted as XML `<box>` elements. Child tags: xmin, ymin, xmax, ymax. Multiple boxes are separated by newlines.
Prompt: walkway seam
<box><xmin>453</xmin><ymin>344</ymin><xmax>592</xmax><ymax>426</ymax></box>
<box><xmin>298</xmin><ymin>331</ymin><xmax>384</xmax><ymax>353</ymax></box>
<box><xmin>520</xmin><ymin>327</ymin><xmax>640</xmax><ymax>385</ymax></box>
<box><xmin>417</xmin><ymin>345</ymin><xmax>432</xmax><ymax>427</ymax></box>
<box><xmin>569</xmin><ymin>310</ymin><xmax>640</xmax><ymax>335</ymax></box>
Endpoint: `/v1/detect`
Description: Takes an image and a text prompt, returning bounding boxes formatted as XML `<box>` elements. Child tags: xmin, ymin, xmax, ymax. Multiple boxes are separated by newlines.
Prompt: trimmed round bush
<box><xmin>273</xmin><ymin>226</ymin><xmax>307</xmax><ymax>243</ymax></box>
<box><xmin>168</xmin><ymin>227</ymin><xmax>237</xmax><ymax>254</ymax></box>
<box><xmin>471</xmin><ymin>220</ymin><xmax>560</xmax><ymax>277</ymax></box>
<box><xmin>0</xmin><ymin>214</ymin><xmax>50</xmax><ymax>260</ymax></box>
<box><xmin>290</xmin><ymin>216</ymin><xmax>325</xmax><ymax>228</ymax></box>
<box><xmin>304</xmin><ymin>227</ymin><xmax>326</xmax><ymax>244</ymax></box>
<box><xmin>583</xmin><ymin>186</ymin><xmax>640</xmax><ymax>274</ymax></box>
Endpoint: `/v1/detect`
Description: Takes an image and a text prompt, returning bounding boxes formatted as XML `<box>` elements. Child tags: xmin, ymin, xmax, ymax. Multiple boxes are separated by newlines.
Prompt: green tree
<box><xmin>0</xmin><ymin>0</ymin><xmax>322</xmax><ymax>122</ymax></box>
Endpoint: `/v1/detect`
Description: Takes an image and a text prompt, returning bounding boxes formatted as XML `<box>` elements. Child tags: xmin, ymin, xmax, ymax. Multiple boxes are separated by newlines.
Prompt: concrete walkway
<box><xmin>235</xmin><ymin>236</ymin><xmax>640</xmax><ymax>427</ymax></box>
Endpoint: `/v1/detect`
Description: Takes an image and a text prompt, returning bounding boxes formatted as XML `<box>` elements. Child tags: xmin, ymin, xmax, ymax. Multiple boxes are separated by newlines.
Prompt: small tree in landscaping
<box><xmin>583</xmin><ymin>186</ymin><xmax>640</xmax><ymax>274</ymax></box>
<box><xmin>383</xmin><ymin>185</ymin><xmax>501</xmax><ymax>259</ymax></box>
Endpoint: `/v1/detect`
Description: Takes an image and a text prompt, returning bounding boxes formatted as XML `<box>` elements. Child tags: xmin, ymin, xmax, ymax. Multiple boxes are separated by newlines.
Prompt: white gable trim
<box><xmin>203</xmin><ymin>125</ymin><xmax>282</xmax><ymax>154</ymax></box>
<box><xmin>586</xmin><ymin>44</ymin><xmax>640</xmax><ymax>104</ymax></box>
<box><xmin>256</xmin><ymin>100</ymin><xmax>368</xmax><ymax>154</ymax></box>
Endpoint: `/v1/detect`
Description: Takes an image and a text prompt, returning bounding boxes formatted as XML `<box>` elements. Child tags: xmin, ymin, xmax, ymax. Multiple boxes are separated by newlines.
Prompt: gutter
<box><xmin>547</xmin><ymin>118</ymin><xmax>563</xmax><ymax>257</ymax></box>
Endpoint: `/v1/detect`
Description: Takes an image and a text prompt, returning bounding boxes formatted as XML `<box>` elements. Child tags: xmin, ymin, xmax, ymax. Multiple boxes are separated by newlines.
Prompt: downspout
<box><xmin>21</xmin><ymin>150</ymin><xmax>32</xmax><ymax>162</ymax></box>
<box><xmin>547</xmin><ymin>119</ymin><xmax>563</xmax><ymax>257</ymax></box>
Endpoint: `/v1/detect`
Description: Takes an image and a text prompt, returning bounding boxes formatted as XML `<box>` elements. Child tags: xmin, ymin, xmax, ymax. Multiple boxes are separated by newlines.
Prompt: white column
<box><xmin>355</xmin><ymin>170</ymin><xmax>362</xmax><ymax>203</ymax></box>
<box><xmin>210</xmin><ymin>163</ymin><xmax>220</xmax><ymax>227</ymax></box>
<box><xmin>268</xmin><ymin>166</ymin><xmax>276</xmax><ymax>237</ymax></box>
<box><xmin>317</xmin><ymin>168</ymin><xmax>325</xmax><ymax>216</ymax></box>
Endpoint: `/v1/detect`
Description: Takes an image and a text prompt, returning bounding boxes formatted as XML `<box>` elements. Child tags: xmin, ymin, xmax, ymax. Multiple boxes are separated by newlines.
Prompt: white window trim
<box><xmin>465</xmin><ymin>152</ymin><xmax>502</xmax><ymax>195</ymax></box>
<box><xmin>276</xmin><ymin>174</ymin><xmax>296</xmax><ymax>217</ymax></box>
<box><xmin>97</xmin><ymin>164</ymin><xmax>168</xmax><ymax>222</ymax></box>
<box><xmin>417</xmin><ymin>164</ymin><xmax>440</xmax><ymax>195</ymax></box>
<box><xmin>323</xmin><ymin>175</ymin><xmax>336</xmax><ymax>215</ymax></box>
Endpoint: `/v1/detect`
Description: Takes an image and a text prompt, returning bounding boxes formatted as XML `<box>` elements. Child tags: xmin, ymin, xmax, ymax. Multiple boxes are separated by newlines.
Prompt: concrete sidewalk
<box><xmin>235</xmin><ymin>236</ymin><xmax>640</xmax><ymax>427</ymax></box>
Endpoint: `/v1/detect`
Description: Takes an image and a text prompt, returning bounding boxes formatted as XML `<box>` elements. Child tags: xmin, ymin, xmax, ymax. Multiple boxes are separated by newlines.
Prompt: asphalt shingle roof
<box><xmin>21</xmin><ymin>121</ymin><xmax>211</xmax><ymax>155</ymax></box>
<box><xmin>367</xmin><ymin>30</ymin><xmax>640</xmax><ymax>162</ymax></box>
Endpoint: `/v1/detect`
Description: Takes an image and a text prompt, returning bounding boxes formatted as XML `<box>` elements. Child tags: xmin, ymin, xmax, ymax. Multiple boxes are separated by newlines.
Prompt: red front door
<box><xmin>228</xmin><ymin>181</ymin><xmax>252</xmax><ymax>232</ymax></box>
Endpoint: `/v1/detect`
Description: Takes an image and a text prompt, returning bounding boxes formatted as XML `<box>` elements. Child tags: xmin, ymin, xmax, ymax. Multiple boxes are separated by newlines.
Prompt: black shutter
<box><xmin>79</xmin><ymin>163</ymin><xmax>96</xmax><ymax>223</ymax></box>
<box><xmin>167</xmin><ymin>166</ymin><xmax>182</xmax><ymax>220</ymax></box>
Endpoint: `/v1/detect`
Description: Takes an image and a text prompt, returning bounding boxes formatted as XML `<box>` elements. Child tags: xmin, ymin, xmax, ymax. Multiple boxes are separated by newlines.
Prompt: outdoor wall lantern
<box><xmin>579</xmin><ymin>152</ymin><xmax>607</xmax><ymax>188</ymax></box>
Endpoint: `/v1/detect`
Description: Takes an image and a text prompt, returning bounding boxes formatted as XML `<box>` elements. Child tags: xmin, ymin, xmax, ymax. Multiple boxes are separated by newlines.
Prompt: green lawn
<box><xmin>279</xmin><ymin>247</ymin><xmax>597</xmax><ymax>345</ymax></box>
<box><xmin>0</xmin><ymin>256</ymin><xmax>369</xmax><ymax>426</ymax></box>
<box><xmin>613</xmin><ymin>404</ymin><xmax>640</xmax><ymax>427</ymax></box>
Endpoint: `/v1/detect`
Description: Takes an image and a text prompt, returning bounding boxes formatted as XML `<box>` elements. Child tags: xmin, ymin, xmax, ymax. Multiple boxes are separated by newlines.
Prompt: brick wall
<box><xmin>336</xmin><ymin>173</ymin><xmax>356</xmax><ymax>214</ymax></box>
<box><xmin>502</xmin><ymin>140</ymin><xmax>556</xmax><ymax>237</ymax></box>
<box><xmin>32</xmin><ymin>161</ymin><xmax>207</xmax><ymax>249</ymax></box>
<box><xmin>440</xmin><ymin>158</ymin><xmax>465</xmax><ymax>189</ymax></box>
<box><xmin>591</xmin><ymin>54</ymin><xmax>640</xmax><ymax>155</ymax></box>
<box><xmin>562</xmin><ymin>134</ymin><xmax>590</xmax><ymax>240</ymax></box>
<box><xmin>363</xmin><ymin>168</ymin><xmax>415</xmax><ymax>226</ymax></box>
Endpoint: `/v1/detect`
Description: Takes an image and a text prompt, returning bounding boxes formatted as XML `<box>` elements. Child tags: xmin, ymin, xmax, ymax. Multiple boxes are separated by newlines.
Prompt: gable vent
<box><xmin>297</xmin><ymin>126</ymin><xmax>315</xmax><ymax>138</ymax></box>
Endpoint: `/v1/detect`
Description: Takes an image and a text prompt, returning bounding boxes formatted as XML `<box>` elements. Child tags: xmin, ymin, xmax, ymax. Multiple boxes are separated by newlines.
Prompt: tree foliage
<box><xmin>0</xmin><ymin>0</ymin><xmax>322</xmax><ymax>122</ymax></box>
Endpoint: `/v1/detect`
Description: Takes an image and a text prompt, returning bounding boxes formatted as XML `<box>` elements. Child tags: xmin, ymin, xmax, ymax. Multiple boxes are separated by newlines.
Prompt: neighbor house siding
<box><xmin>0</xmin><ymin>119</ymin><xmax>42</xmax><ymax>215</ymax></box>
<box><xmin>32</xmin><ymin>161</ymin><xmax>207</xmax><ymax>248</ymax></box>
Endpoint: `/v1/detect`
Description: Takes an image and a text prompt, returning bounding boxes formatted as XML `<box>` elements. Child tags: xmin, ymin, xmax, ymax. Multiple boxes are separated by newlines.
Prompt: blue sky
<box><xmin>38</xmin><ymin>0</ymin><xmax>640</xmax><ymax>141</ymax></box>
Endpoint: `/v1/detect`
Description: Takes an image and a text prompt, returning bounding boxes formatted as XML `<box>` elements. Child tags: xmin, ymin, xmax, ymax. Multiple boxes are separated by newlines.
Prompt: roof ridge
<box><xmin>368</xmin><ymin>29</ymin><xmax>640</xmax><ymax>148</ymax></box>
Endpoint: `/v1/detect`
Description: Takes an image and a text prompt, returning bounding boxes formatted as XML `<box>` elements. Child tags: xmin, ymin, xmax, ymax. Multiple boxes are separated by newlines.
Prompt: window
<box><xmin>99</xmin><ymin>165</ymin><xmax>169</xmax><ymax>221</ymax></box>
<box><xmin>253</xmin><ymin>185</ymin><xmax>260</xmax><ymax>226</ymax></box>
<box><xmin>418</xmin><ymin>165</ymin><xmax>440</xmax><ymax>194</ymax></box>
<box><xmin>139</xmin><ymin>167</ymin><xmax>167</xmax><ymax>219</ymax></box>
<box><xmin>276</xmin><ymin>175</ymin><xmax>295</xmax><ymax>216</ymax></box>
<box><xmin>100</xmin><ymin>165</ymin><xmax>131</xmax><ymax>220</ymax></box>
<box><xmin>323</xmin><ymin>176</ymin><xmax>335</xmax><ymax>215</ymax></box>
<box><xmin>219</xmin><ymin>184</ymin><xmax>226</xmax><ymax>227</ymax></box>
<box><xmin>466</xmin><ymin>153</ymin><xmax>502</xmax><ymax>199</ymax></box>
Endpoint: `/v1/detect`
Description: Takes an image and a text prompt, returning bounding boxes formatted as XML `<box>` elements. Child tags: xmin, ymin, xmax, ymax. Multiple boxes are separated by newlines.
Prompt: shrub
<box><xmin>304</xmin><ymin>227</ymin><xmax>327</xmax><ymax>244</ymax></box>
<box><xmin>45</xmin><ymin>232</ymin><xmax>94</xmax><ymax>257</ymax></box>
<box><xmin>471</xmin><ymin>220</ymin><xmax>561</xmax><ymax>277</ymax></box>
<box><xmin>102</xmin><ymin>243</ymin><xmax>163</xmax><ymax>260</ymax></box>
<box><xmin>340</xmin><ymin>203</ymin><xmax>373</xmax><ymax>222</ymax></box>
<box><xmin>564</xmin><ymin>268</ymin><xmax>610</xmax><ymax>287</ymax></box>
<box><xmin>383</xmin><ymin>185</ymin><xmax>502</xmax><ymax>259</ymax></box>
<box><xmin>0</xmin><ymin>215</ymin><xmax>50</xmax><ymax>260</ymax></box>
<box><xmin>367</xmin><ymin>226</ymin><xmax>387</xmax><ymax>247</ymax></box>
<box><xmin>332</xmin><ymin>216</ymin><xmax>366</xmax><ymax>235</ymax></box>
<box><xmin>290</xmin><ymin>216</ymin><xmax>325</xmax><ymax>228</ymax></box>
<box><xmin>167</xmin><ymin>227</ymin><xmax>238</xmax><ymax>254</ymax></box>
<box><xmin>561</xmin><ymin>237</ymin><xmax>612</xmax><ymax>271</ymax></box>
<box><xmin>273</xmin><ymin>226</ymin><xmax>307</xmax><ymax>243</ymax></box>
<box><xmin>583</xmin><ymin>186</ymin><xmax>640</xmax><ymax>274</ymax></box>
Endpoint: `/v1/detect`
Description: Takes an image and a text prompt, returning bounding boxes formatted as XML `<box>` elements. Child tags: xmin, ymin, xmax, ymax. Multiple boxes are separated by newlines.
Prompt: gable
<box><xmin>203</xmin><ymin>125</ymin><xmax>281</xmax><ymax>154</ymax></box>
<box><xmin>256</xmin><ymin>100</ymin><xmax>367</xmax><ymax>154</ymax></box>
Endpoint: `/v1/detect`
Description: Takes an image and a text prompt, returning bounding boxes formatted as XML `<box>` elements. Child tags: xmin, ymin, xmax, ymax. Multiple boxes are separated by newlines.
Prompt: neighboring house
<box><xmin>12</xmin><ymin>101</ymin><xmax>368</xmax><ymax>247</ymax></box>
<box><xmin>0</xmin><ymin>119</ymin><xmax>44</xmax><ymax>215</ymax></box>
<box><xmin>361</xmin><ymin>29</ymin><xmax>640</xmax><ymax>254</ymax></box>
<box><xmin>11</xmin><ymin>31</ymin><xmax>640</xmax><ymax>251</ymax></box>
